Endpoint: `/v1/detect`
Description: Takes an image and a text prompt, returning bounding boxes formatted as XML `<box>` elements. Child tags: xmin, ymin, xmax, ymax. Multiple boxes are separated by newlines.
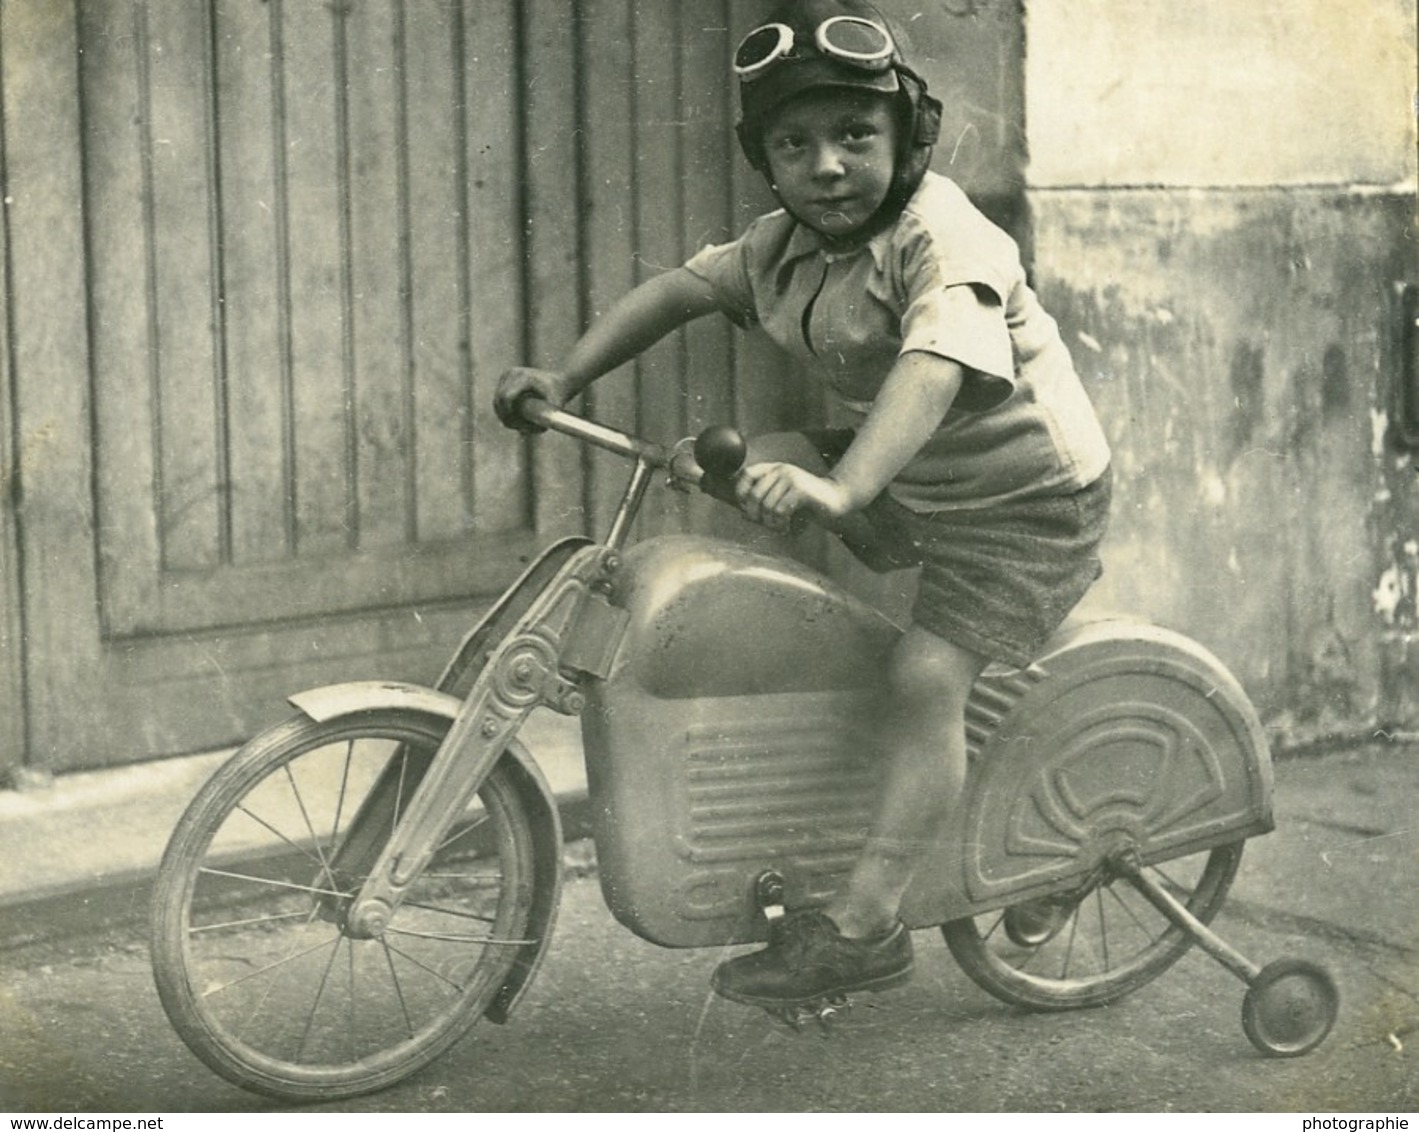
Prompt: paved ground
<box><xmin>1</xmin><ymin>736</ymin><xmax>1416</xmax><ymax>1113</ymax></box>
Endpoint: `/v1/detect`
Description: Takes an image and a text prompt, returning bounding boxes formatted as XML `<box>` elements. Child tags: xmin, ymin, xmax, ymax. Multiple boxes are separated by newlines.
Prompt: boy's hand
<box><xmin>735</xmin><ymin>462</ymin><xmax>855</xmax><ymax>530</ymax></box>
<box><xmin>495</xmin><ymin>367</ymin><xmax>572</xmax><ymax>431</ymax></box>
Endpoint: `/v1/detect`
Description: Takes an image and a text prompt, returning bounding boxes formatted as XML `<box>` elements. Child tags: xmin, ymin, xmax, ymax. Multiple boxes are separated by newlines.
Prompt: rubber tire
<box><xmin>151</xmin><ymin>710</ymin><xmax>544</xmax><ymax>1102</ymax></box>
<box><xmin>942</xmin><ymin>841</ymin><xmax>1244</xmax><ymax>1011</ymax></box>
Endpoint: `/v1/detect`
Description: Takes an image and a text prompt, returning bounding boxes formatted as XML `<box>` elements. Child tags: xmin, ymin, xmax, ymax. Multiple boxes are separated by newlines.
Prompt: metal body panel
<box><xmin>583</xmin><ymin>536</ymin><xmax>1274</xmax><ymax>947</ymax></box>
<box><xmin>582</xmin><ymin>536</ymin><xmax>899</xmax><ymax>947</ymax></box>
<box><xmin>901</xmin><ymin>617</ymin><xmax>1275</xmax><ymax>927</ymax></box>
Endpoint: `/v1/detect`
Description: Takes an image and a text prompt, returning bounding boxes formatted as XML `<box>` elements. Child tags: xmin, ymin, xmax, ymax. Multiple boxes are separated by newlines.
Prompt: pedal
<box><xmin>767</xmin><ymin>993</ymin><xmax>852</xmax><ymax>1033</ymax></box>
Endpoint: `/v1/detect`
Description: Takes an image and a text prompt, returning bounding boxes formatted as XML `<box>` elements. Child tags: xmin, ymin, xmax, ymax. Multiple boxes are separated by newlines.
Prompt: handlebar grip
<box><xmin>693</xmin><ymin>425</ymin><xmax>747</xmax><ymax>505</ymax></box>
<box><xmin>515</xmin><ymin>393</ymin><xmax>554</xmax><ymax>431</ymax></box>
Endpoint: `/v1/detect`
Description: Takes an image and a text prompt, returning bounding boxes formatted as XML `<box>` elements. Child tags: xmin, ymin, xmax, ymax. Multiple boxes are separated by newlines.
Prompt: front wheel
<box><xmin>151</xmin><ymin>709</ymin><xmax>546</xmax><ymax>1101</ymax></box>
<box><xmin>942</xmin><ymin>842</ymin><xmax>1243</xmax><ymax>1011</ymax></box>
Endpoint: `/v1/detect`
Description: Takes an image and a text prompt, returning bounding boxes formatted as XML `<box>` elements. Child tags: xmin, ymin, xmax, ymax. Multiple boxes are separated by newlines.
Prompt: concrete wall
<box><xmin>1024</xmin><ymin>0</ymin><xmax>1418</xmax><ymax>740</ymax></box>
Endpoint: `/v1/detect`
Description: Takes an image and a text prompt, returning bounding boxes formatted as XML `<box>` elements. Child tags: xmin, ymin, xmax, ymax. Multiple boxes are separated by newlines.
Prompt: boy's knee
<box><xmin>888</xmin><ymin>628</ymin><xmax>987</xmax><ymax>712</ymax></box>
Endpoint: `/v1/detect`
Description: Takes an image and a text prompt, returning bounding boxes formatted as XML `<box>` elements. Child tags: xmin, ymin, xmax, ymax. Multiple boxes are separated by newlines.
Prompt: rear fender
<box><xmin>287</xmin><ymin>681</ymin><xmax>563</xmax><ymax>1024</ymax></box>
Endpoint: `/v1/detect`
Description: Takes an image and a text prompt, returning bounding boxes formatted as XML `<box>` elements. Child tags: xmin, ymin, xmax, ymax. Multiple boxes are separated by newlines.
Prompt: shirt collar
<box><xmin>776</xmin><ymin>219</ymin><xmax>892</xmax><ymax>290</ymax></box>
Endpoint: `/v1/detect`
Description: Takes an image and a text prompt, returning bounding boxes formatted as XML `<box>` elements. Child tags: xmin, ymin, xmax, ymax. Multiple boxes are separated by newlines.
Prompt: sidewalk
<box><xmin>1</xmin><ymin>717</ymin><xmax>1416</xmax><ymax>962</ymax></box>
<box><xmin>0</xmin><ymin>710</ymin><xmax>589</xmax><ymax>945</ymax></box>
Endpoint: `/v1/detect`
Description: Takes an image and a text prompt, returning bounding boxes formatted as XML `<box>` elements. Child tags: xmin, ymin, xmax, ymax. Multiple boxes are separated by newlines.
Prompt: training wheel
<box><xmin>1241</xmin><ymin>958</ymin><xmax>1339</xmax><ymax>1057</ymax></box>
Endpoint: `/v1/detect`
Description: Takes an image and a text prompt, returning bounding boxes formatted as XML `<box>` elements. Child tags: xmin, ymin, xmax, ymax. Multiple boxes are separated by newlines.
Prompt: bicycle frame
<box><xmin>339</xmin><ymin>402</ymin><xmax>699</xmax><ymax>940</ymax></box>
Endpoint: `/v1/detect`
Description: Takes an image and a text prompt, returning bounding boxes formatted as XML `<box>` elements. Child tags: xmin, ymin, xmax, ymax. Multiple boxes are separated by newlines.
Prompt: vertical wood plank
<box><xmin>218</xmin><ymin>0</ymin><xmax>292</xmax><ymax>566</ymax></box>
<box><xmin>628</xmin><ymin>2</ymin><xmax>686</xmax><ymax>536</ymax></box>
<box><xmin>463</xmin><ymin>0</ymin><xmax>528</xmax><ymax>535</ymax></box>
<box><xmin>676</xmin><ymin>1</ymin><xmax>747</xmax><ymax>538</ymax></box>
<box><xmin>679</xmin><ymin>1</ymin><xmax>736</xmax><ymax>437</ymax></box>
<box><xmin>81</xmin><ymin>0</ymin><xmax>163</xmax><ymax>618</ymax></box>
<box><xmin>344</xmin><ymin>0</ymin><xmax>410</xmax><ymax>551</ymax></box>
<box><xmin>147</xmin><ymin>0</ymin><xmax>223</xmax><ymax>570</ymax></box>
<box><xmin>0</xmin><ymin>8</ymin><xmax>26</xmax><ymax>777</ymax></box>
<box><xmin>579</xmin><ymin>0</ymin><xmax>638</xmax><ymax>535</ymax></box>
<box><xmin>725</xmin><ymin>0</ymin><xmax>795</xmax><ymax>436</ymax></box>
<box><xmin>405</xmin><ymin>0</ymin><xmax>468</xmax><ymax>542</ymax></box>
<box><xmin>2</xmin><ymin>0</ymin><xmax>102</xmax><ymax>767</ymax></box>
<box><xmin>280</xmin><ymin>0</ymin><xmax>349</xmax><ymax>556</ymax></box>
<box><xmin>523</xmin><ymin>0</ymin><xmax>585</xmax><ymax>537</ymax></box>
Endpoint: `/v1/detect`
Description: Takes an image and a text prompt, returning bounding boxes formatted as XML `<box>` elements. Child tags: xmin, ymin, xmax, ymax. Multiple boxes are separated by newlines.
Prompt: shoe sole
<box><xmin>711</xmin><ymin>962</ymin><xmax>914</xmax><ymax>1009</ymax></box>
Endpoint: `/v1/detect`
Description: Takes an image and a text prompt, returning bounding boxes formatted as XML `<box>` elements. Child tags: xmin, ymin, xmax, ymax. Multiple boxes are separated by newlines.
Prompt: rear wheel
<box><xmin>151</xmin><ymin>710</ymin><xmax>542</xmax><ymax>1101</ymax></box>
<box><xmin>942</xmin><ymin>842</ymin><xmax>1243</xmax><ymax>1011</ymax></box>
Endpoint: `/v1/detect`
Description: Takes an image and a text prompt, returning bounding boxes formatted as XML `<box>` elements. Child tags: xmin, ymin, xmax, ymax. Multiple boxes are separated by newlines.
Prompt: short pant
<box><xmin>805</xmin><ymin>428</ymin><xmax>1113</xmax><ymax>669</ymax></box>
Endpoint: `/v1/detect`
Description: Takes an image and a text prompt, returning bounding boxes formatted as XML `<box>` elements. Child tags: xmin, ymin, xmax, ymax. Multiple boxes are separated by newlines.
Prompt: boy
<box><xmin>495</xmin><ymin>0</ymin><xmax>1112</xmax><ymax>1010</ymax></box>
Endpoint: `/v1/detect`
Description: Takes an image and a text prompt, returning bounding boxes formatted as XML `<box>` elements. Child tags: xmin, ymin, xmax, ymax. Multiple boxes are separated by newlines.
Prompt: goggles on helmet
<box><xmin>733</xmin><ymin>15</ymin><xmax>895</xmax><ymax>82</ymax></box>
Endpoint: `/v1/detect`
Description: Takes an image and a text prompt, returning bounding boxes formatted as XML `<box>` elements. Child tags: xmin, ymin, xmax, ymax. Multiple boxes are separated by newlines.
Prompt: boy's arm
<box><xmin>496</xmin><ymin>267</ymin><xmax>722</xmax><ymax>426</ymax></box>
<box><xmin>827</xmin><ymin>350</ymin><xmax>965</xmax><ymax>508</ymax></box>
<box><xmin>738</xmin><ymin>350</ymin><xmax>965</xmax><ymax>527</ymax></box>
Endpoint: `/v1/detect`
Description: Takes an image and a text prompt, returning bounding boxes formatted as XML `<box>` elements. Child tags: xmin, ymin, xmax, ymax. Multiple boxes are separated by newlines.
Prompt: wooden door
<box><xmin>2</xmin><ymin>0</ymin><xmax>575</xmax><ymax>774</ymax></box>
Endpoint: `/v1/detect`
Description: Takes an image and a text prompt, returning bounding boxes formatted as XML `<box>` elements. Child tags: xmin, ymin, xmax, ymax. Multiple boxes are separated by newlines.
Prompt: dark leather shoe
<box><xmin>711</xmin><ymin>910</ymin><xmax>913</xmax><ymax>1006</ymax></box>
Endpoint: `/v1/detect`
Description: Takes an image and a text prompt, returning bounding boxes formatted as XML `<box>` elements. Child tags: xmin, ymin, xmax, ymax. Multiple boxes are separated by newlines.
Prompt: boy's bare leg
<box><xmin>741</xmin><ymin>434</ymin><xmax>987</xmax><ymax>936</ymax></box>
<box><xmin>828</xmin><ymin>625</ymin><xmax>988</xmax><ymax>938</ymax></box>
<box><xmin>709</xmin><ymin>621</ymin><xmax>987</xmax><ymax>1006</ymax></box>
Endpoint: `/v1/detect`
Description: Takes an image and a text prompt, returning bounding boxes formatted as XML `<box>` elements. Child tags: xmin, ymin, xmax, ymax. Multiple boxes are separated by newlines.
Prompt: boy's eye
<box><xmin>768</xmin><ymin>134</ymin><xmax>806</xmax><ymax>153</ymax></box>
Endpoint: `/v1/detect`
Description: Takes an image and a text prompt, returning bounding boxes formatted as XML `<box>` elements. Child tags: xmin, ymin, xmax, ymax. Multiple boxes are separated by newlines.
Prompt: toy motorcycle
<box><xmin>150</xmin><ymin>398</ymin><xmax>1338</xmax><ymax>1101</ymax></box>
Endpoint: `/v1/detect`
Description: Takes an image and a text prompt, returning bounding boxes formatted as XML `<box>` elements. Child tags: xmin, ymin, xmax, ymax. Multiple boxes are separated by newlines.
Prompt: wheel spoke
<box><xmin>1104</xmin><ymin>880</ymin><xmax>1156</xmax><ymax>937</ymax></box>
<box><xmin>283</xmin><ymin>764</ymin><xmax>337</xmax><ymax>886</ymax></box>
<box><xmin>297</xmin><ymin>934</ymin><xmax>346</xmax><ymax>1060</ymax></box>
<box><xmin>403</xmin><ymin>901</ymin><xmax>496</xmax><ymax>925</ymax></box>
<box><xmin>196</xmin><ymin>865</ymin><xmax>350</xmax><ymax>900</ymax></box>
<box><xmin>381</xmin><ymin>938</ymin><xmax>467</xmax><ymax>992</ymax></box>
<box><xmin>384</xmin><ymin>925</ymin><xmax>537</xmax><ymax>946</ymax></box>
<box><xmin>188</xmin><ymin>908</ymin><xmax>316</xmax><ymax>934</ymax></box>
<box><xmin>381</xmin><ymin>938</ymin><xmax>418</xmax><ymax>1038</ymax></box>
<box><xmin>409</xmin><ymin>870</ymin><xmax>505</xmax><ymax>885</ymax></box>
<box><xmin>199</xmin><ymin>932</ymin><xmax>343</xmax><ymax>999</ymax></box>
<box><xmin>231</xmin><ymin>804</ymin><xmax>328</xmax><ymax>872</ymax></box>
<box><xmin>436</xmin><ymin>814</ymin><xmax>491</xmax><ymax>854</ymax></box>
<box><xmin>330</xmin><ymin>740</ymin><xmax>356</xmax><ymax>848</ymax></box>
<box><xmin>392</xmin><ymin>749</ymin><xmax>410</xmax><ymax>833</ymax></box>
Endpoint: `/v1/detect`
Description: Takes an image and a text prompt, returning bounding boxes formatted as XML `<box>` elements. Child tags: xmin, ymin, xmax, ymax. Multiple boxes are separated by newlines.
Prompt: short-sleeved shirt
<box><xmin>683</xmin><ymin>172</ymin><xmax>1111</xmax><ymax>512</ymax></box>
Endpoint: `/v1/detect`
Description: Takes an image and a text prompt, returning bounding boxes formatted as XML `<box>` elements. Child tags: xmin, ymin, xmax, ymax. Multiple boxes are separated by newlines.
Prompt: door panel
<box><xmin>84</xmin><ymin>0</ymin><xmax>534</xmax><ymax>643</ymax></box>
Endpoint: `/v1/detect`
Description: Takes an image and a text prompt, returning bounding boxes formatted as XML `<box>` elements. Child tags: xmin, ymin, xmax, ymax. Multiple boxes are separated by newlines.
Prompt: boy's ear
<box><xmin>914</xmin><ymin>90</ymin><xmax>943</xmax><ymax>147</ymax></box>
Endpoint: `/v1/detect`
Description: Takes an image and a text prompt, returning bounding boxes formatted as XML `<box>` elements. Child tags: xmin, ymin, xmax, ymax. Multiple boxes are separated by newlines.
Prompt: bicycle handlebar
<box><xmin>515</xmin><ymin>395</ymin><xmax>892</xmax><ymax>561</ymax></box>
<box><xmin>516</xmin><ymin>396</ymin><xmax>746</xmax><ymax>497</ymax></box>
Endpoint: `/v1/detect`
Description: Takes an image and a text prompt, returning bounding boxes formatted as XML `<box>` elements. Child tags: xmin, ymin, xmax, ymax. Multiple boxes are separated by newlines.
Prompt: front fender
<box><xmin>287</xmin><ymin>680</ymin><xmax>563</xmax><ymax>1024</ymax></box>
<box><xmin>289</xmin><ymin>680</ymin><xmax>466</xmax><ymax>724</ymax></box>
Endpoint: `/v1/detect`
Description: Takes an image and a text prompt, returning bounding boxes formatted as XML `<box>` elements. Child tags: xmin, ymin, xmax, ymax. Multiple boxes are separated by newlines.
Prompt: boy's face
<box><xmin>762</xmin><ymin>90</ymin><xmax>897</xmax><ymax>240</ymax></box>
